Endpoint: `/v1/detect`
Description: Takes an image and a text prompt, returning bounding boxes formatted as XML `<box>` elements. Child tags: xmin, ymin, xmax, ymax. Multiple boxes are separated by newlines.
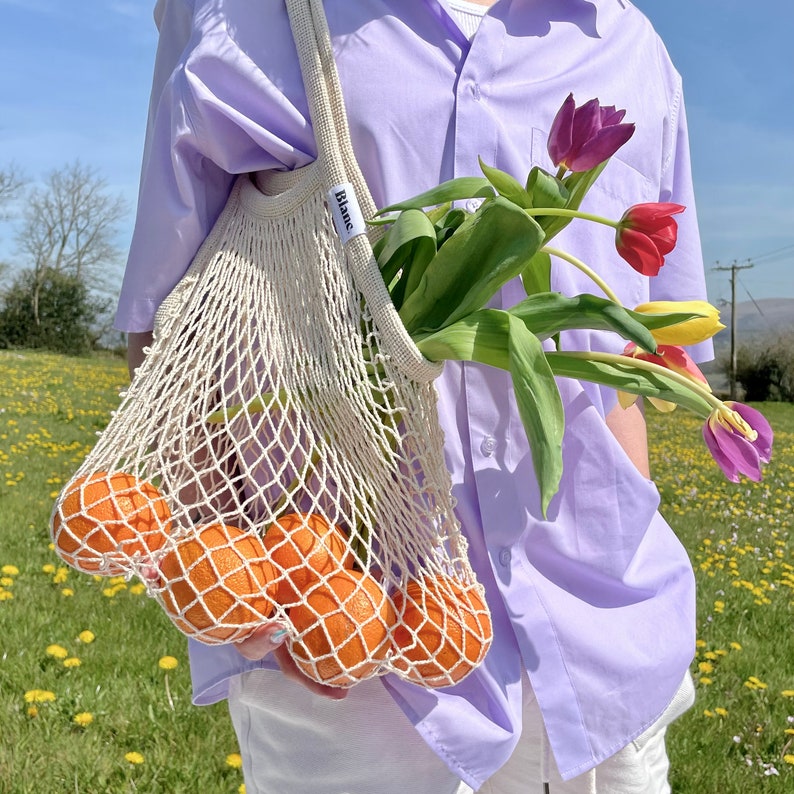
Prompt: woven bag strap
<box><xmin>284</xmin><ymin>0</ymin><xmax>442</xmax><ymax>383</ymax></box>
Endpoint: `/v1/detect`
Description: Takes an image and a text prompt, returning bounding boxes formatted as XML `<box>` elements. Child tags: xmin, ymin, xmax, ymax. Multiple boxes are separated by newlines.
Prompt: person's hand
<box><xmin>234</xmin><ymin>623</ymin><xmax>349</xmax><ymax>700</ymax></box>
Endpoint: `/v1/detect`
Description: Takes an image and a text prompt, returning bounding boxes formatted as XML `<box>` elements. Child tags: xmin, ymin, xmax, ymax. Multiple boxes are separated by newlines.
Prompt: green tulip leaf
<box><xmin>507</xmin><ymin>314</ymin><xmax>565</xmax><ymax>517</ymax></box>
<box><xmin>545</xmin><ymin>352</ymin><xmax>714</xmax><ymax>417</ymax></box>
<box><xmin>376</xmin><ymin>177</ymin><xmax>496</xmax><ymax>215</ymax></box>
<box><xmin>398</xmin><ymin>197</ymin><xmax>545</xmax><ymax>334</ymax></box>
<box><xmin>525</xmin><ymin>167</ymin><xmax>569</xmax><ymax>217</ymax></box>
<box><xmin>479</xmin><ymin>157</ymin><xmax>533</xmax><ymax>208</ymax></box>
<box><xmin>521</xmin><ymin>250</ymin><xmax>552</xmax><ymax>297</ymax></box>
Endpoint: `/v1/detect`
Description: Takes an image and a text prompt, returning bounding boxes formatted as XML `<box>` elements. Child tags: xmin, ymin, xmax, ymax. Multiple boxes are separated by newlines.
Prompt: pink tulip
<box><xmin>703</xmin><ymin>402</ymin><xmax>773</xmax><ymax>483</ymax></box>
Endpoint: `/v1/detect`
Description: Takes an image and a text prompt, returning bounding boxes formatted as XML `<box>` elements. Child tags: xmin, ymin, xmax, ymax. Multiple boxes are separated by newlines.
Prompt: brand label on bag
<box><xmin>328</xmin><ymin>183</ymin><xmax>366</xmax><ymax>244</ymax></box>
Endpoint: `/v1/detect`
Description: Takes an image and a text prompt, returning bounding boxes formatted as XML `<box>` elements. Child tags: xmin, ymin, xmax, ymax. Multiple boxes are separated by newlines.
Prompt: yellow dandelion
<box><xmin>24</xmin><ymin>690</ymin><xmax>56</xmax><ymax>703</ymax></box>
<box><xmin>715</xmin><ymin>707</ymin><xmax>729</xmax><ymax>717</ymax></box>
<box><xmin>695</xmin><ymin>639</ymin><xmax>707</xmax><ymax>649</ymax></box>
<box><xmin>27</xmin><ymin>706</ymin><xmax>39</xmax><ymax>717</ymax></box>
<box><xmin>703</xmin><ymin>709</ymin><xmax>715</xmax><ymax>718</ymax></box>
<box><xmin>129</xmin><ymin>582</ymin><xmax>146</xmax><ymax>596</ymax></box>
<box><xmin>46</xmin><ymin>644</ymin><xmax>69</xmax><ymax>660</ymax></box>
<box><xmin>73</xmin><ymin>712</ymin><xmax>94</xmax><ymax>727</ymax></box>
<box><xmin>61</xmin><ymin>588</ymin><xmax>74</xmax><ymax>597</ymax></box>
<box><xmin>78</xmin><ymin>630</ymin><xmax>95</xmax><ymax>644</ymax></box>
<box><xmin>698</xmin><ymin>661</ymin><xmax>714</xmax><ymax>674</ymax></box>
<box><xmin>781</xmin><ymin>690</ymin><xmax>794</xmax><ymax>698</ymax></box>
<box><xmin>785</xmin><ymin>755</ymin><xmax>794</xmax><ymax>766</ymax></box>
<box><xmin>158</xmin><ymin>656</ymin><xmax>179</xmax><ymax>671</ymax></box>
<box><xmin>239</xmin><ymin>785</ymin><xmax>246</xmax><ymax>794</ymax></box>
<box><xmin>730</xmin><ymin>642</ymin><xmax>742</xmax><ymax>651</ymax></box>
<box><xmin>63</xmin><ymin>657</ymin><xmax>81</xmax><ymax>668</ymax></box>
<box><xmin>124</xmin><ymin>752</ymin><xmax>145</xmax><ymax>765</ymax></box>
<box><xmin>1</xmin><ymin>565</ymin><xmax>19</xmax><ymax>576</ymax></box>
<box><xmin>53</xmin><ymin>568</ymin><xmax>69</xmax><ymax>584</ymax></box>
<box><xmin>0</xmin><ymin>577</ymin><xmax>14</xmax><ymax>587</ymax></box>
<box><xmin>226</xmin><ymin>753</ymin><xmax>243</xmax><ymax>769</ymax></box>
<box><xmin>699</xmin><ymin>677</ymin><xmax>713</xmax><ymax>686</ymax></box>
<box><xmin>42</xmin><ymin>563</ymin><xmax>56</xmax><ymax>574</ymax></box>
<box><xmin>0</xmin><ymin>590</ymin><xmax>13</xmax><ymax>601</ymax></box>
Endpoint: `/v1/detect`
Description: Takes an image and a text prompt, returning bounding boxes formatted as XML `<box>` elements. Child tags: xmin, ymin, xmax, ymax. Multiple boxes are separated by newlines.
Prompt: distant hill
<box><xmin>702</xmin><ymin>298</ymin><xmax>794</xmax><ymax>392</ymax></box>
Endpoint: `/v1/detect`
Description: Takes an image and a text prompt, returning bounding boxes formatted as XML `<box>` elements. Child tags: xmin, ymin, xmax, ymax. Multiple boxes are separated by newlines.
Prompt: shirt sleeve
<box><xmin>114</xmin><ymin>2</ymin><xmax>315</xmax><ymax>332</ymax></box>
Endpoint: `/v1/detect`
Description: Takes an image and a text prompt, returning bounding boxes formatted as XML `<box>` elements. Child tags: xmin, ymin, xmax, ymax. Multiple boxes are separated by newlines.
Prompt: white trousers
<box><xmin>228</xmin><ymin>669</ymin><xmax>694</xmax><ymax>794</ymax></box>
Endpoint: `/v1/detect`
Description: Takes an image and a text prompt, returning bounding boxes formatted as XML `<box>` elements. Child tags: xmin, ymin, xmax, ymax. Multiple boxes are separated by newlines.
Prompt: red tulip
<box><xmin>548</xmin><ymin>94</ymin><xmax>635</xmax><ymax>172</ymax></box>
<box><xmin>615</xmin><ymin>203</ymin><xmax>685</xmax><ymax>276</ymax></box>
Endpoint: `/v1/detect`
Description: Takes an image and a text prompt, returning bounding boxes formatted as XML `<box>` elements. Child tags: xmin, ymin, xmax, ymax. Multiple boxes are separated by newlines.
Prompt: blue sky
<box><xmin>1</xmin><ymin>0</ymin><xmax>792</xmax><ymax>305</ymax></box>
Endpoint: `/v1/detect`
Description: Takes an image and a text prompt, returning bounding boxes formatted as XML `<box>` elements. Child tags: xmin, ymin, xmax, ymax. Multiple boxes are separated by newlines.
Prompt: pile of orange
<box><xmin>391</xmin><ymin>574</ymin><xmax>492</xmax><ymax>687</ymax></box>
<box><xmin>158</xmin><ymin>523</ymin><xmax>277</xmax><ymax>643</ymax></box>
<box><xmin>52</xmin><ymin>471</ymin><xmax>171</xmax><ymax>575</ymax></box>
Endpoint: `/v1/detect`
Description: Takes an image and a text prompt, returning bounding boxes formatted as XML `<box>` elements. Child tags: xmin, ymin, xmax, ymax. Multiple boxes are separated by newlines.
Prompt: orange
<box><xmin>263</xmin><ymin>512</ymin><xmax>353</xmax><ymax>605</ymax></box>
<box><xmin>159</xmin><ymin>523</ymin><xmax>277</xmax><ymax>643</ymax></box>
<box><xmin>52</xmin><ymin>471</ymin><xmax>171</xmax><ymax>575</ymax></box>
<box><xmin>289</xmin><ymin>569</ymin><xmax>395</xmax><ymax>687</ymax></box>
<box><xmin>391</xmin><ymin>574</ymin><xmax>492</xmax><ymax>687</ymax></box>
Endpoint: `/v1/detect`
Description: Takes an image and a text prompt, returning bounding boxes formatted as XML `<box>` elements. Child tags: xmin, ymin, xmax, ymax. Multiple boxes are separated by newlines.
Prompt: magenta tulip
<box><xmin>615</xmin><ymin>203</ymin><xmax>685</xmax><ymax>276</ymax></box>
<box><xmin>703</xmin><ymin>402</ymin><xmax>773</xmax><ymax>483</ymax></box>
<box><xmin>547</xmin><ymin>94</ymin><xmax>635</xmax><ymax>172</ymax></box>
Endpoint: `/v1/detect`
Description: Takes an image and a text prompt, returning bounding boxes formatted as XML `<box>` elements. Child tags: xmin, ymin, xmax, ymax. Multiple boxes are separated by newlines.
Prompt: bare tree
<box><xmin>15</xmin><ymin>161</ymin><xmax>127</xmax><ymax>325</ymax></box>
<box><xmin>0</xmin><ymin>164</ymin><xmax>26</xmax><ymax>218</ymax></box>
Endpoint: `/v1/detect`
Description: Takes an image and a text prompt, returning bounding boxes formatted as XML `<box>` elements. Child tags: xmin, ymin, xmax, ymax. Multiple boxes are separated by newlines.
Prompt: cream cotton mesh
<box><xmin>50</xmin><ymin>0</ymin><xmax>492</xmax><ymax>689</ymax></box>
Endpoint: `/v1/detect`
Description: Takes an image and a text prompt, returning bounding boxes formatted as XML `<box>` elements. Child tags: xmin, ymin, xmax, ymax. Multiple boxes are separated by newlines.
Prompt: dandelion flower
<box><xmin>42</xmin><ymin>563</ymin><xmax>56</xmax><ymax>574</ymax></box>
<box><xmin>46</xmin><ymin>644</ymin><xmax>69</xmax><ymax>659</ymax></box>
<box><xmin>1</xmin><ymin>565</ymin><xmax>19</xmax><ymax>576</ymax></box>
<box><xmin>785</xmin><ymin>755</ymin><xmax>794</xmax><ymax>766</ymax></box>
<box><xmin>27</xmin><ymin>706</ymin><xmax>38</xmax><ymax>717</ymax></box>
<box><xmin>715</xmin><ymin>707</ymin><xmax>729</xmax><ymax>717</ymax></box>
<box><xmin>0</xmin><ymin>590</ymin><xmax>13</xmax><ymax>601</ymax></box>
<box><xmin>239</xmin><ymin>785</ymin><xmax>246</xmax><ymax>794</ymax></box>
<box><xmin>158</xmin><ymin>656</ymin><xmax>178</xmax><ymax>671</ymax></box>
<box><xmin>63</xmin><ymin>657</ymin><xmax>81</xmax><ymax>668</ymax></box>
<box><xmin>24</xmin><ymin>690</ymin><xmax>56</xmax><ymax>703</ymax></box>
<box><xmin>61</xmin><ymin>588</ymin><xmax>74</xmax><ymax>597</ymax></box>
<box><xmin>0</xmin><ymin>577</ymin><xmax>14</xmax><ymax>587</ymax></box>
<box><xmin>730</xmin><ymin>642</ymin><xmax>742</xmax><ymax>651</ymax></box>
<box><xmin>781</xmin><ymin>690</ymin><xmax>794</xmax><ymax>698</ymax></box>
<box><xmin>226</xmin><ymin>753</ymin><xmax>243</xmax><ymax>769</ymax></box>
<box><xmin>74</xmin><ymin>712</ymin><xmax>94</xmax><ymax>727</ymax></box>
<box><xmin>78</xmin><ymin>630</ymin><xmax>95</xmax><ymax>644</ymax></box>
<box><xmin>125</xmin><ymin>752</ymin><xmax>144</xmax><ymax>765</ymax></box>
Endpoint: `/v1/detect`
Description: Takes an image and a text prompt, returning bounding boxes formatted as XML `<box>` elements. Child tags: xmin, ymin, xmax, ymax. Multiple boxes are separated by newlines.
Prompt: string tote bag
<box><xmin>50</xmin><ymin>0</ymin><xmax>492</xmax><ymax>689</ymax></box>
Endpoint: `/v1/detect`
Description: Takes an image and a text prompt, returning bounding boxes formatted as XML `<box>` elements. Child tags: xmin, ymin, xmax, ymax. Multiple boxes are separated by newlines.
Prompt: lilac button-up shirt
<box><xmin>116</xmin><ymin>1</ymin><xmax>712</xmax><ymax>786</ymax></box>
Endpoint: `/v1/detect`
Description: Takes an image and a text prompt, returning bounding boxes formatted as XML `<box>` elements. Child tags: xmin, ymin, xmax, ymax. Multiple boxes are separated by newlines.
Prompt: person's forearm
<box><xmin>605</xmin><ymin>400</ymin><xmax>651</xmax><ymax>478</ymax></box>
<box><xmin>127</xmin><ymin>331</ymin><xmax>154</xmax><ymax>380</ymax></box>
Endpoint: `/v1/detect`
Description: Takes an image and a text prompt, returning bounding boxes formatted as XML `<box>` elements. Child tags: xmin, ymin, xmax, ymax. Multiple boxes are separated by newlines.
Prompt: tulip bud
<box><xmin>633</xmin><ymin>300</ymin><xmax>725</xmax><ymax>345</ymax></box>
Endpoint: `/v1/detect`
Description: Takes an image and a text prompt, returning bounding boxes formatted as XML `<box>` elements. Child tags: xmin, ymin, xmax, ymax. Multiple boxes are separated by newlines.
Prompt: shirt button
<box><xmin>499</xmin><ymin>548</ymin><xmax>512</xmax><ymax>566</ymax></box>
<box><xmin>465</xmin><ymin>198</ymin><xmax>484</xmax><ymax>213</ymax></box>
<box><xmin>480</xmin><ymin>435</ymin><xmax>497</xmax><ymax>456</ymax></box>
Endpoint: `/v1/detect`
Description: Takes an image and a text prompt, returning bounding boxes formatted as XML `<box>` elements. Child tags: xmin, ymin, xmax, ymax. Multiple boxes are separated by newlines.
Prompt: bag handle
<box><xmin>284</xmin><ymin>0</ymin><xmax>442</xmax><ymax>384</ymax></box>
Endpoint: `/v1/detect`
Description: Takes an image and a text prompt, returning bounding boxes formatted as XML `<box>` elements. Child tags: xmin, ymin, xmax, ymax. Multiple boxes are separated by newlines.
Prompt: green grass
<box><xmin>1</xmin><ymin>350</ymin><xmax>792</xmax><ymax>792</ymax></box>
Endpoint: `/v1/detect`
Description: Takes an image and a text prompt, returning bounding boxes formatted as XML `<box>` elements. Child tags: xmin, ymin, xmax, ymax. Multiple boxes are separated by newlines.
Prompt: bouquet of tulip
<box><xmin>368</xmin><ymin>93</ymin><xmax>773</xmax><ymax>515</ymax></box>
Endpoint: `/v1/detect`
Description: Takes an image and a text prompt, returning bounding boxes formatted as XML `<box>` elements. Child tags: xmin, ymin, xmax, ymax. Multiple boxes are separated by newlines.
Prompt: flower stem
<box><xmin>525</xmin><ymin>207</ymin><xmax>619</xmax><ymax>228</ymax></box>
<box><xmin>562</xmin><ymin>350</ymin><xmax>723</xmax><ymax>411</ymax></box>
<box><xmin>542</xmin><ymin>246</ymin><xmax>622</xmax><ymax>304</ymax></box>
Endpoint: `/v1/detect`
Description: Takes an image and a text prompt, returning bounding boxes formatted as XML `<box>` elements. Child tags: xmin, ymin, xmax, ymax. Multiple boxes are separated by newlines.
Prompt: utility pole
<box><xmin>713</xmin><ymin>260</ymin><xmax>754</xmax><ymax>399</ymax></box>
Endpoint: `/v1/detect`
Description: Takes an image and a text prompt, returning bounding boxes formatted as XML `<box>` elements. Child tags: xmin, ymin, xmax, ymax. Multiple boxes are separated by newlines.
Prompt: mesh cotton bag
<box><xmin>50</xmin><ymin>0</ymin><xmax>492</xmax><ymax>689</ymax></box>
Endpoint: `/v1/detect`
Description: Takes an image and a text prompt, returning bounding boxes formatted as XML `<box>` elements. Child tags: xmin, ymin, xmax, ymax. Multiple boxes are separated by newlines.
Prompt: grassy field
<box><xmin>0</xmin><ymin>349</ymin><xmax>792</xmax><ymax>793</ymax></box>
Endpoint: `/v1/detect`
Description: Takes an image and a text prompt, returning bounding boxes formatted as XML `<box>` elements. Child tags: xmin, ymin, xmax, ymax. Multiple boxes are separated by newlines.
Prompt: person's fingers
<box><xmin>272</xmin><ymin>643</ymin><xmax>349</xmax><ymax>700</ymax></box>
<box><xmin>234</xmin><ymin>623</ymin><xmax>289</xmax><ymax>660</ymax></box>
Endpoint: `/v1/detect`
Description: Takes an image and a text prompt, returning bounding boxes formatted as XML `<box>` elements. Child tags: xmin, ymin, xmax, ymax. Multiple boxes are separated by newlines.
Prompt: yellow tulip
<box><xmin>633</xmin><ymin>300</ymin><xmax>725</xmax><ymax>345</ymax></box>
